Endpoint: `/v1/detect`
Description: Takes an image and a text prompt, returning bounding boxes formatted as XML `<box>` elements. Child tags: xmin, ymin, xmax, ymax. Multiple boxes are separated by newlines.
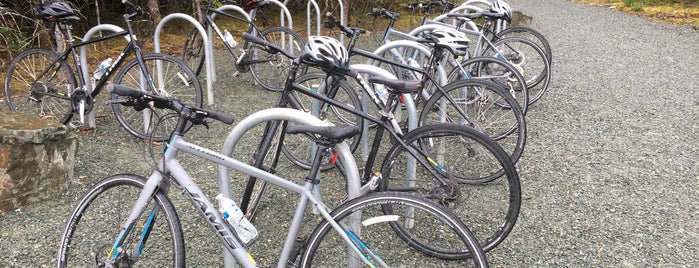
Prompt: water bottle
<box><xmin>93</xmin><ymin>58</ymin><xmax>113</xmax><ymax>79</ymax></box>
<box><xmin>223</xmin><ymin>30</ymin><xmax>238</xmax><ymax>48</ymax></box>
<box><xmin>216</xmin><ymin>194</ymin><xmax>258</xmax><ymax>245</ymax></box>
<box><xmin>374</xmin><ymin>84</ymin><xmax>389</xmax><ymax>105</ymax></box>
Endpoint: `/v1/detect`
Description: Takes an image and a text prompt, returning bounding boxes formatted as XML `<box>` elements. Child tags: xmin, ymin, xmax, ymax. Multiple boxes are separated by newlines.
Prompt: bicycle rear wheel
<box><xmin>111</xmin><ymin>53</ymin><xmax>203</xmax><ymax>141</ymax></box>
<box><xmin>248</xmin><ymin>26</ymin><xmax>305</xmax><ymax>92</ymax></box>
<box><xmin>379</xmin><ymin>123</ymin><xmax>521</xmax><ymax>255</ymax></box>
<box><xmin>420</xmin><ymin>79</ymin><xmax>527</xmax><ymax>165</ymax></box>
<box><xmin>4</xmin><ymin>48</ymin><xmax>77</xmax><ymax>124</ymax></box>
<box><xmin>56</xmin><ymin>174</ymin><xmax>185</xmax><ymax>267</ymax></box>
<box><xmin>299</xmin><ymin>191</ymin><xmax>488</xmax><ymax>267</ymax></box>
<box><xmin>496</xmin><ymin>26</ymin><xmax>552</xmax><ymax>66</ymax></box>
<box><xmin>482</xmin><ymin>37</ymin><xmax>550</xmax><ymax>105</ymax></box>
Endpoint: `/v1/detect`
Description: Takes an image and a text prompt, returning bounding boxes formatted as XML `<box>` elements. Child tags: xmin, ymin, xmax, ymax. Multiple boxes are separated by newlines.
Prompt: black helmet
<box><xmin>37</xmin><ymin>1</ymin><xmax>75</xmax><ymax>20</ymax></box>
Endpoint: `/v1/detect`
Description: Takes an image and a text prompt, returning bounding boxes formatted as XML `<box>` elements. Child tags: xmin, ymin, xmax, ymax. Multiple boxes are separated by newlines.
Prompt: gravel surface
<box><xmin>1</xmin><ymin>0</ymin><xmax>698</xmax><ymax>266</ymax></box>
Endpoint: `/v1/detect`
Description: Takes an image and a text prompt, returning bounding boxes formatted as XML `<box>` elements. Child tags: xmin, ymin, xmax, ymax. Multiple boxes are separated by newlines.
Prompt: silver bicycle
<box><xmin>55</xmin><ymin>83</ymin><xmax>488</xmax><ymax>267</ymax></box>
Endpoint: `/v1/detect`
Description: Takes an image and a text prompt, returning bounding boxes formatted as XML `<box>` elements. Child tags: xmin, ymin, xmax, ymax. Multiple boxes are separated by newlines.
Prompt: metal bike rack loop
<box><xmin>218</xmin><ymin>108</ymin><xmax>361</xmax><ymax>267</ymax></box>
<box><xmin>153</xmin><ymin>13</ymin><xmax>214</xmax><ymax>104</ymax></box>
<box><xmin>79</xmin><ymin>24</ymin><xmax>131</xmax><ymax>128</ymax></box>
<box><xmin>306</xmin><ymin>0</ymin><xmax>321</xmax><ymax>37</ymax></box>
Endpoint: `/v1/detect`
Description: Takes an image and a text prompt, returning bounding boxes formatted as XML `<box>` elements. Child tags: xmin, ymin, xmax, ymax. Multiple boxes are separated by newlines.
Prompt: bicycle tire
<box><xmin>379</xmin><ymin>122</ymin><xmax>521</xmax><ymax>254</ymax></box>
<box><xmin>496</xmin><ymin>26</ymin><xmax>552</xmax><ymax>66</ymax></box>
<box><xmin>56</xmin><ymin>174</ymin><xmax>185</xmax><ymax>267</ymax></box>
<box><xmin>419</xmin><ymin>79</ymin><xmax>527</xmax><ymax>165</ymax></box>
<box><xmin>447</xmin><ymin>56</ymin><xmax>529</xmax><ymax>114</ymax></box>
<box><xmin>299</xmin><ymin>191</ymin><xmax>488</xmax><ymax>267</ymax></box>
<box><xmin>181</xmin><ymin>27</ymin><xmax>206</xmax><ymax>76</ymax></box>
<box><xmin>110</xmin><ymin>53</ymin><xmax>203</xmax><ymax>141</ymax></box>
<box><xmin>482</xmin><ymin>36</ymin><xmax>551</xmax><ymax>105</ymax></box>
<box><xmin>249</xmin><ymin>26</ymin><xmax>305</xmax><ymax>92</ymax></box>
<box><xmin>4</xmin><ymin>48</ymin><xmax>77</xmax><ymax>124</ymax></box>
<box><xmin>281</xmin><ymin>72</ymin><xmax>364</xmax><ymax>170</ymax></box>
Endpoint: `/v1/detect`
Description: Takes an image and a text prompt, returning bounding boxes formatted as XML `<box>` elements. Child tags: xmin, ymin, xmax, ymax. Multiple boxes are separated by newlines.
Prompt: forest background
<box><xmin>1</xmin><ymin>0</ymin><xmax>698</xmax><ymax>73</ymax></box>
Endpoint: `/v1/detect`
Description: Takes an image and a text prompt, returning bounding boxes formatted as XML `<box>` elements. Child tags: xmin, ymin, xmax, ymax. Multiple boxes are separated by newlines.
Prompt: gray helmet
<box><xmin>490</xmin><ymin>0</ymin><xmax>513</xmax><ymax>21</ymax></box>
<box><xmin>37</xmin><ymin>1</ymin><xmax>75</xmax><ymax>20</ymax></box>
<box><xmin>430</xmin><ymin>27</ymin><xmax>470</xmax><ymax>55</ymax></box>
<box><xmin>303</xmin><ymin>36</ymin><xmax>349</xmax><ymax>69</ymax></box>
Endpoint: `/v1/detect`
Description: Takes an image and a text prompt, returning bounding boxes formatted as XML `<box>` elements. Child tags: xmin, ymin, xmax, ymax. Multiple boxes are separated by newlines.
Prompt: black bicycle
<box><xmin>4</xmin><ymin>0</ymin><xmax>202</xmax><ymax>141</ymax></box>
<box><xmin>233</xmin><ymin>29</ymin><xmax>521</xmax><ymax>257</ymax></box>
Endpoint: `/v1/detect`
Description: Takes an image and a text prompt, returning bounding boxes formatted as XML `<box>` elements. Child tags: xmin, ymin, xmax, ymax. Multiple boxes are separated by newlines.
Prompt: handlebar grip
<box><xmin>204</xmin><ymin>110</ymin><xmax>235</xmax><ymax>125</ymax></box>
<box><xmin>108</xmin><ymin>83</ymin><xmax>143</xmax><ymax>98</ymax></box>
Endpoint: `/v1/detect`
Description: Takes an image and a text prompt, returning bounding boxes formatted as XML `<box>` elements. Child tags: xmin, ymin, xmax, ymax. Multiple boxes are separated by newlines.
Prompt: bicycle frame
<box><xmin>267</xmin><ymin>55</ymin><xmax>457</xmax><ymax>190</ymax></box>
<box><xmin>41</xmin><ymin>12</ymin><xmax>156</xmax><ymax>124</ymax></box>
<box><xmin>110</xmin><ymin>109</ymin><xmax>368</xmax><ymax>268</ymax></box>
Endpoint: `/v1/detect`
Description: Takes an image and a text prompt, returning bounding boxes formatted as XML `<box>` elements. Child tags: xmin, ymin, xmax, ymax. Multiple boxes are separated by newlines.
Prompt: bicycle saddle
<box><xmin>368</xmin><ymin>76</ymin><xmax>422</xmax><ymax>95</ymax></box>
<box><xmin>285</xmin><ymin>125</ymin><xmax>360</xmax><ymax>145</ymax></box>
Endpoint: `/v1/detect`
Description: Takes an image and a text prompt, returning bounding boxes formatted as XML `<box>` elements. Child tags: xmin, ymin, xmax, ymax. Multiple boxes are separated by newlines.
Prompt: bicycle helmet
<box><xmin>303</xmin><ymin>36</ymin><xmax>349</xmax><ymax>69</ymax></box>
<box><xmin>490</xmin><ymin>0</ymin><xmax>513</xmax><ymax>22</ymax></box>
<box><xmin>429</xmin><ymin>27</ymin><xmax>470</xmax><ymax>55</ymax></box>
<box><xmin>37</xmin><ymin>1</ymin><xmax>75</xmax><ymax>20</ymax></box>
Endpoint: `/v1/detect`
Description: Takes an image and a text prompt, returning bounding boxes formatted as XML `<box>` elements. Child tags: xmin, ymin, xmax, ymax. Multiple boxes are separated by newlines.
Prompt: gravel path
<box><xmin>1</xmin><ymin>0</ymin><xmax>698</xmax><ymax>266</ymax></box>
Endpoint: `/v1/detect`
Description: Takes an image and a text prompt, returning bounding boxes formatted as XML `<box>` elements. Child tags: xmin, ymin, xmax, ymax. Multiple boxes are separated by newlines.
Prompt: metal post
<box><xmin>79</xmin><ymin>24</ymin><xmax>130</xmax><ymax>128</ymax></box>
<box><xmin>153</xmin><ymin>14</ymin><xmax>213</xmax><ymax>105</ymax></box>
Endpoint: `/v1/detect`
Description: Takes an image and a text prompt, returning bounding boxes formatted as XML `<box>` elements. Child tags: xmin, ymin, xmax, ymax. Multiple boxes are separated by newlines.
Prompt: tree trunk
<box><xmin>147</xmin><ymin>0</ymin><xmax>162</xmax><ymax>25</ymax></box>
<box><xmin>192</xmin><ymin>0</ymin><xmax>202</xmax><ymax>22</ymax></box>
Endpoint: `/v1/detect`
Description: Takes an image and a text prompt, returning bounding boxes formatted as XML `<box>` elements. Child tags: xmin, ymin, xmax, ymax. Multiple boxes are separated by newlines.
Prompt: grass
<box><xmin>571</xmin><ymin>0</ymin><xmax>699</xmax><ymax>27</ymax></box>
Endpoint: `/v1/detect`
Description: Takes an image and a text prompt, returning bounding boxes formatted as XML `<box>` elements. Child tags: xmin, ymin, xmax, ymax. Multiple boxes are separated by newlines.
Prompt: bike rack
<box><xmin>153</xmin><ymin>13</ymin><xmax>214</xmax><ymax>105</ymax></box>
<box><xmin>218</xmin><ymin>108</ymin><xmax>361</xmax><ymax>267</ymax></box>
<box><xmin>79</xmin><ymin>24</ymin><xmax>132</xmax><ymax>128</ymax></box>
<box><xmin>251</xmin><ymin>0</ymin><xmax>293</xmax><ymax>45</ymax></box>
<box><xmin>306</xmin><ymin>0</ymin><xmax>321</xmax><ymax>37</ymax></box>
<box><xmin>282</xmin><ymin>0</ymin><xmax>344</xmax><ymax>42</ymax></box>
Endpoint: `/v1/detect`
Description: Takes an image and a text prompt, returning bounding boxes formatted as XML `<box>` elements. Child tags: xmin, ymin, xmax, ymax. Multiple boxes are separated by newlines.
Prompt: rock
<box><xmin>0</xmin><ymin>112</ymin><xmax>78</xmax><ymax>212</ymax></box>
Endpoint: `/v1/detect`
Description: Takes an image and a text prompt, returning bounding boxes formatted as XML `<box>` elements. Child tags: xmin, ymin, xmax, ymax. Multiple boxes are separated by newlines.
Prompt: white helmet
<box><xmin>490</xmin><ymin>0</ymin><xmax>513</xmax><ymax>21</ymax></box>
<box><xmin>303</xmin><ymin>36</ymin><xmax>349</xmax><ymax>69</ymax></box>
<box><xmin>429</xmin><ymin>27</ymin><xmax>470</xmax><ymax>55</ymax></box>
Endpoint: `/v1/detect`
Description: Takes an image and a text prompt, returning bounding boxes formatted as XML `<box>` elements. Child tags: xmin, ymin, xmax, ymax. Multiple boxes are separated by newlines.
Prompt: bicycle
<box><xmin>56</xmin><ymin>83</ymin><xmax>489</xmax><ymax>267</ymax></box>
<box><xmin>3</xmin><ymin>0</ymin><xmax>202</xmax><ymax>141</ymax></box>
<box><xmin>180</xmin><ymin>0</ymin><xmax>305</xmax><ymax>92</ymax></box>
<box><xmin>236</xmin><ymin>31</ymin><xmax>521</xmax><ymax>256</ymax></box>
<box><xmin>300</xmin><ymin>14</ymin><xmax>528</xmax><ymax>173</ymax></box>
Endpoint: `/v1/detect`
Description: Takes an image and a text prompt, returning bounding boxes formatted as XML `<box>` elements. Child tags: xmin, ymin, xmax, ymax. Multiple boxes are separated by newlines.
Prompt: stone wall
<box><xmin>0</xmin><ymin>112</ymin><xmax>78</xmax><ymax>212</ymax></box>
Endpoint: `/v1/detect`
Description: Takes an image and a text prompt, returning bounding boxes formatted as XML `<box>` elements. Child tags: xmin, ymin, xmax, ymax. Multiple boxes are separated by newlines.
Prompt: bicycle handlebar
<box><xmin>122</xmin><ymin>0</ymin><xmax>151</xmax><ymax>20</ymax></box>
<box><xmin>367</xmin><ymin>8</ymin><xmax>400</xmax><ymax>20</ymax></box>
<box><xmin>325</xmin><ymin>13</ymin><xmax>365</xmax><ymax>39</ymax></box>
<box><xmin>407</xmin><ymin>0</ymin><xmax>456</xmax><ymax>12</ymax></box>
<box><xmin>107</xmin><ymin>83</ymin><xmax>235</xmax><ymax>125</ymax></box>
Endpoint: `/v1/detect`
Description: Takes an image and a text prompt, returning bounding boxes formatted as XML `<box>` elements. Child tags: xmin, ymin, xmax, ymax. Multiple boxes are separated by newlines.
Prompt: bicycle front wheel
<box><xmin>248</xmin><ymin>26</ymin><xmax>305</xmax><ymax>92</ymax></box>
<box><xmin>180</xmin><ymin>27</ymin><xmax>206</xmax><ymax>76</ymax></box>
<box><xmin>299</xmin><ymin>191</ymin><xmax>488</xmax><ymax>267</ymax></box>
<box><xmin>4</xmin><ymin>48</ymin><xmax>77</xmax><ymax>124</ymax></box>
<box><xmin>56</xmin><ymin>174</ymin><xmax>185</xmax><ymax>267</ymax></box>
<box><xmin>111</xmin><ymin>53</ymin><xmax>203</xmax><ymax>141</ymax></box>
<box><xmin>379</xmin><ymin>123</ymin><xmax>521</xmax><ymax>255</ymax></box>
